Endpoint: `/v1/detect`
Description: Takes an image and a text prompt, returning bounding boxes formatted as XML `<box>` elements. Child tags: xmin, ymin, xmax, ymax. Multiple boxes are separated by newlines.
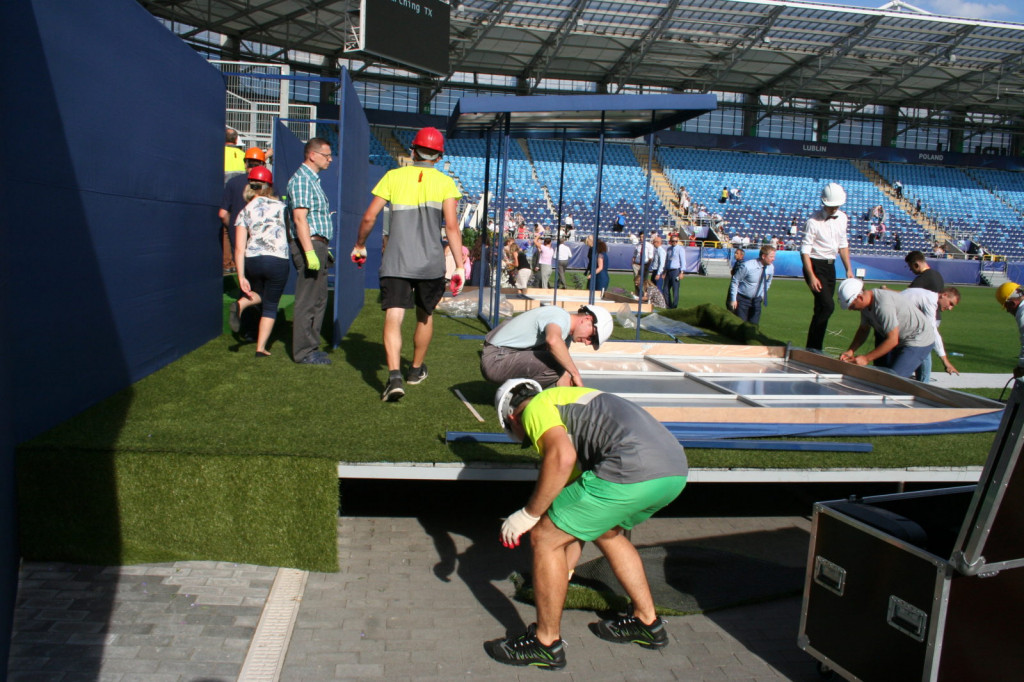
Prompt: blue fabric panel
<box><xmin>3</xmin><ymin>0</ymin><xmax>224</xmax><ymax>443</ymax></box>
<box><xmin>1008</xmin><ymin>263</ymin><xmax>1024</xmax><ymax>286</ymax></box>
<box><xmin>663</xmin><ymin>412</ymin><xmax>1003</xmax><ymax>438</ymax></box>
<box><xmin>363</xmin><ymin>165</ymin><xmax>386</xmax><ymax>278</ymax></box>
<box><xmin>446</xmin><ymin>431</ymin><xmax>871</xmax><ymax>451</ymax></box>
<box><xmin>332</xmin><ymin>69</ymin><xmax>371</xmax><ymax>344</ymax></box>
<box><xmin>749</xmin><ymin>251</ymin><xmax>979</xmax><ymax>285</ymax></box>
<box><xmin>271</xmin><ymin>123</ymin><xmax>304</xmax><ymax>296</ymax></box>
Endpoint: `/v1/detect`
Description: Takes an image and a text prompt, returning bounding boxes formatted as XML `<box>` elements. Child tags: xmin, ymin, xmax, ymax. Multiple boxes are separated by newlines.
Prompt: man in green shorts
<box><xmin>485</xmin><ymin>379</ymin><xmax>688</xmax><ymax>670</ymax></box>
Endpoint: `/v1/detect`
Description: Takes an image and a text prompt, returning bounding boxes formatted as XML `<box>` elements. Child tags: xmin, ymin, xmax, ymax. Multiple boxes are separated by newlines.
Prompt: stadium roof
<box><xmin>140</xmin><ymin>0</ymin><xmax>1024</xmax><ymax>119</ymax></box>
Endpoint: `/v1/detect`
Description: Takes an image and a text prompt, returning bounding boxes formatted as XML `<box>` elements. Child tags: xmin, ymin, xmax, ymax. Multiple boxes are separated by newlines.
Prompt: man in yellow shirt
<box><xmin>354</xmin><ymin>127</ymin><xmax>465</xmax><ymax>401</ymax></box>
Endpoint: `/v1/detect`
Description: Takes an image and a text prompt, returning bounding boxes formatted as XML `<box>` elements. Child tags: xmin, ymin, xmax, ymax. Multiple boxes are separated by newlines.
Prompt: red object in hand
<box><xmin>352</xmin><ymin>253</ymin><xmax>366</xmax><ymax>268</ymax></box>
<box><xmin>450</xmin><ymin>274</ymin><xmax>463</xmax><ymax>295</ymax></box>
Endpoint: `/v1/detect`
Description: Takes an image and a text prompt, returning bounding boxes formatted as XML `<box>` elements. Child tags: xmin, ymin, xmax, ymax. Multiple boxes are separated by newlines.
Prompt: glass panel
<box><xmin>654</xmin><ymin>358</ymin><xmax>812</xmax><ymax>375</ymax></box>
<box><xmin>713</xmin><ymin>378</ymin><xmax>873</xmax><ymax>396</ymax></box>
<box><xmin>584</xmin><ymin>375</ymin><xmax>726</xmax><ymax>395</ymax></box>
<box><xmin>575</xmin><ymin>358</ymin><xmax>673</xmax><ymax>373</ymax></box>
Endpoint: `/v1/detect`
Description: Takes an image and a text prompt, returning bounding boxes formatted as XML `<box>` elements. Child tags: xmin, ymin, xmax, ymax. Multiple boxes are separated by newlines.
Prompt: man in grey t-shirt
<box><xmin>836</xmin><ymin>278</ymin><xmax>935</xmax><ymax>378</ymax></box>
<box><xmin>480</xmin><ymin>305</ymin><xmax>612</xmax><ymax>387</ymax></box>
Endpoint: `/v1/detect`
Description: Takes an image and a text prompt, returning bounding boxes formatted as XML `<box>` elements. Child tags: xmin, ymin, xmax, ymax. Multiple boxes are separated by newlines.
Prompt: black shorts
<box><xmin>380</xmin><ymin>277</ymin><xmax>446</xmax><ymax>313</ymax></box>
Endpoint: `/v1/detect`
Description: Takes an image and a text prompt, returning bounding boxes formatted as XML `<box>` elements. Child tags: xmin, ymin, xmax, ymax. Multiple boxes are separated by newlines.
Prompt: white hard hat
<box><xmin>494</xmin><ymin>378</ymin><xmax>543</xmax><ymax>436</ymax></box>
<box><xmin>821</xmin><ymin>182</ymin><xmax>847</xmax><ymax>207</ymax></box>
<box><xmin>837</xmin><ymin>278</ymin><xmax>864</xmax><ymax>310</ymax></box>
<box><xmin>581</xmin><ymin>305</ymin><xmax>613</xmax><ymax>350</ymax></box>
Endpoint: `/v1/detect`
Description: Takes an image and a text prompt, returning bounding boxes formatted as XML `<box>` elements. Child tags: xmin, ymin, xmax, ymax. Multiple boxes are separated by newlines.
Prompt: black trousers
<box><xmin>804</xmin><ymin>258</ymin><xmax>836</xmax><ymax>351</ymax></box>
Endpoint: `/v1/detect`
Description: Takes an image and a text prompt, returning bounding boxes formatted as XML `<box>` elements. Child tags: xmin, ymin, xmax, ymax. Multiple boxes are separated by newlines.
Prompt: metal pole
<box><xmin>552</xmin><ymin>130</ymin><xmax>568</xmax><ymax>306</ymax></box>
<box><xmin>589</xmin><ymin>113</ymin><xmax>607</xmax><ymax>306</ymax></box>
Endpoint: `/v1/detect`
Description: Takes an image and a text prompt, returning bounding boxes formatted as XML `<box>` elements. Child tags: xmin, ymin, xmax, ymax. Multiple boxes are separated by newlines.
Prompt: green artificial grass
<box><xmin>17</xmin><ymin>451</ymin><xmax>338</xmax><ymax>571</ymax></box>
<box><xmin>16</xmin><ymin>273</ymin><xmax>1014</xmax><ymax>568</ymax></box>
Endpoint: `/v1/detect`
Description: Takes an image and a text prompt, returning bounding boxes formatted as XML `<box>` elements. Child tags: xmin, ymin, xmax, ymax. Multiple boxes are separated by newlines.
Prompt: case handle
<box><xmin>813</xmin><ymin>556</ymin><xmax>846</xmax><ymax>597</ymax></box>
<box><xmin>887</xmin><ymin>596</ymin><xmax>928</xmax><ymax>642</ymax></box>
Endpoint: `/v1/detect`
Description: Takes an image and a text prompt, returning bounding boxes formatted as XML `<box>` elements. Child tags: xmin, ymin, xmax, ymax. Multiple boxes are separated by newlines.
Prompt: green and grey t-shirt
<box><xmin>521</xmin><ymin>387</ymin><xmax>688</xmax><ymax>484</ymax></box>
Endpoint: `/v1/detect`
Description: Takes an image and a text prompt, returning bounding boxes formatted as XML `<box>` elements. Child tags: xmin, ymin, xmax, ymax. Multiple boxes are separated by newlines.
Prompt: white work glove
<box><xmin>450</xmin><ymin>267</ymin><xmax>465</xmax><ymax>295</ymax></box>
<box><xmin>501</xmin><ymin>508</ymin><xmax>540</xmax><ymax>548</ymax></box>
<box><xmin>350</xmin><ymin>246</ymin><xmax>367</xmax><ymax>268</ymax></box>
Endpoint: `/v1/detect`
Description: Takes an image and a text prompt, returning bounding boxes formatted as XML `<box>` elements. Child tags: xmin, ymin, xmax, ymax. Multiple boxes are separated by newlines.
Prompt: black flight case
<box><xmin>798</xmin><ymin>381</ymin><xmax>1024</xmax><ymax>681</ymax></box>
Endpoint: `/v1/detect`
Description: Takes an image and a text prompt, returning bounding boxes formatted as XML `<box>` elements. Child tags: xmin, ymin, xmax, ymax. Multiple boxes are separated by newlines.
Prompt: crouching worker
<box><xmin>485</xmin><ymin>379</ymin><xmax>688</xmax><ymax>670</ymax></box>
<box><xmin>480</xmin><ymin>305</ymin><xmax>613</xmax><ymax>388</ymax></box>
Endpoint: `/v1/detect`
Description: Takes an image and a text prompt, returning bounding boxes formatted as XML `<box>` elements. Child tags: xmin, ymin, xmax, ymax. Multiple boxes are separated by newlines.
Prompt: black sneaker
<box><xmin>406</xmin><ymin>364</ymin><xmax>428</xmax><ymax>385</ymax></box>
<box><xmin>590</xmin><ymin>614</ymin><xmax>668</xmax><ymax>649</ymax></box>
<box><xmin>484</xmin><ymin>624</ymin><xmax>565</xmax><ymax>670</ymax></box>
<box><xmin>381</xmin><ymin>377</ymin><xmax>405</xmax><ymax>402</ymax></box>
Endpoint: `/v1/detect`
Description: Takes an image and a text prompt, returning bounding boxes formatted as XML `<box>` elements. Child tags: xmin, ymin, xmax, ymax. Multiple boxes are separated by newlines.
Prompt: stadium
<box><xmin>3</xmin><ymin>0</ymin><xmax>1024</xmax><ymax>678</ymax></box>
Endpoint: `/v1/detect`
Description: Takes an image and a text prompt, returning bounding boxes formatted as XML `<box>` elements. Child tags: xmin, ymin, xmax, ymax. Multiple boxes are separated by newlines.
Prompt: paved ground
<box><xmin>8</xmin><ymin>481</ymin><xmax>840</xmax><ymax>682</ymax></box>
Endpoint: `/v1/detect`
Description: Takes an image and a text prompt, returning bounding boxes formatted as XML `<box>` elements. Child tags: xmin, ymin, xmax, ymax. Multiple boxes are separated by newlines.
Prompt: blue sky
<box><xmin>816</xmin><ymin>0</ymin><xmax>1023</xmax><ymax>24</ymax></box>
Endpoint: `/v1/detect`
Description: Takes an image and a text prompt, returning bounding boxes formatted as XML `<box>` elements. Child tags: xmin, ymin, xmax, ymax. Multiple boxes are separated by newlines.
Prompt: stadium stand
<box><xmin>873</xmin><ymin>161</ymin><xmax>1024</xmax><ymax>260</ymax></box>
<box><xmin>659</xmin><ymin>148</ymin><xmax>932</xmax><ymax>256</ymax></box>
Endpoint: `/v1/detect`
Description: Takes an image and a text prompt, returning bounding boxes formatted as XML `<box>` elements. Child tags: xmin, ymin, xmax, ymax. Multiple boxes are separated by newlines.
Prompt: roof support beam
<box><xmin>675</xmin><ymin>4</ymin><xmax>785</xmax><ymax>93</ymax></box>
<box><xmin>755</xmin><ymin>14</ymin><xmax>883</xmax><ymax>124</ymax></box>
<box><xmin>428</xmin><ymin>0</ymin><xmax>517</xmax><ymax>101</ymax></box>
<box><xmin>520</xmin><ymin>0</ymin><xmax>590</xmax><ymax>94</ymax></box>
<box><xmin>826</xmin><ymin>24</ymin><xmax>977</xmax><ymax>131</ymax></box>
<box><xmin>601</xmin><ymin>0</ymin><xmax>683</xmax><ymax>93</ymax></box>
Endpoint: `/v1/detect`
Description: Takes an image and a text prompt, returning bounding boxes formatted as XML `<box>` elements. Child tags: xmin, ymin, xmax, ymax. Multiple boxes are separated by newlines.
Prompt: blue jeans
<box><xmin>876</xmin><ymin>344</ymin><xmax>932</xmax><ymax>379</ymax></box>
<box><xmin>914</xmin><ymin>352</ymin><xmax>933</xmax><ymax>383</ymax></box>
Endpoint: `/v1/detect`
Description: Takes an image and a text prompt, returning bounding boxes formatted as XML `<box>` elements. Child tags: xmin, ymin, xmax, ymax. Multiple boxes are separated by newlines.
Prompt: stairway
<box><xmin>852</xmin><ymin>159</ymin><xmax>950</xmax><ymax>244</ymax></box>
<box><xmin>701</xmin><ymin>258</ymin><xmax>733</xmax><ymax>278</ymax></box>
<box><xmin>518</xmin><ymin>139</ymin><xmax>557</xmax><ymax>218</ymax></box>
<box><xmin>981</xmin><ymin>270</ymin><xmax>1011</xmax><ymax>288</ymax></box>
<box><xmin>372</xmin><ymin>126</ymin><xmax>411</xmax><ymax>166</ymax></box>
<box><xmin>632</xmin><ymin>146</ymin><xmax>688</xmax><ymax>232</ymax></box>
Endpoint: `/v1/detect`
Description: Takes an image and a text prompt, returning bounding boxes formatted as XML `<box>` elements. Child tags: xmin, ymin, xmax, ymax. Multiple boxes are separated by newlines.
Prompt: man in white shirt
<box><xmin>555</xmin><ymin>240</ymin><xmax>573</xmax><ymax>289</ymax></box>
<box><xmin>801</xmin><ymin>183</ymin><xmax>853</xmax><ymax>351</ymax></box>
<box><xmin>632</xmin><ymin>232</ymin><xmax>654</xmax><ymax>294</ymax></box>
<box><xmin>649</xmin><ymin>235</ymin><xmax>667</xmax><ymax>294</ymax></box>
<box><xmin>900</xmin><ymin>286</ymin><xmax>961</xmax><ymax>379</ymax></box>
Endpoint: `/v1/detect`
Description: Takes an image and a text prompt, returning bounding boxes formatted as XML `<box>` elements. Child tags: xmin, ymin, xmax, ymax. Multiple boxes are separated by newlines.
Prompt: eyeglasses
<box><xmin>315</xmin><ymin>149</ymin><xmax>333</xmax><ymax>159</ymax></box>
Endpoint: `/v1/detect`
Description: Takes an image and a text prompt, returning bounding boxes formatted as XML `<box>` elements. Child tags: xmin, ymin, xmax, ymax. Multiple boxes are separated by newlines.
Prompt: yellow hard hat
<box><xmin>996</xmin><ymin>281</ymin><xmax>1022</xmax><ymax>306</ymax></box>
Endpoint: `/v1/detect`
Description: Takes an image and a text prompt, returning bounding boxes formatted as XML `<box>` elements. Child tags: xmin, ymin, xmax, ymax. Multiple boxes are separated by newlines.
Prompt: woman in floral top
<box><xmin>231</xmin><ymin>166</ymin><xmax>290</xmax><ymax>357</ymax></box>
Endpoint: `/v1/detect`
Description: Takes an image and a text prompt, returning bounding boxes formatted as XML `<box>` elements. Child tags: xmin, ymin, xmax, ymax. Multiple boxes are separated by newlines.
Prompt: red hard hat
<box><xmin>248</xmin><ymin>166</ymin><xmax>273</xmax><ymax>184</ymax></box>
<box><xmin>244</xmin><ymin>147</ymin><xmax>267</xmax><ymax>162</ymax></box>
<box><xmin>411</xmin><ymin>127</ymin><xmax>444</xmax><ymax>154</ymax></box>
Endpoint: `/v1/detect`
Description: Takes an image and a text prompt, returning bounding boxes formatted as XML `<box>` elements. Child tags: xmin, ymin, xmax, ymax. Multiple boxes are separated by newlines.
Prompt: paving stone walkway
<box><xmin>8</xmin><ymin>508</ymin><xmax>825</xmax><ymax>681</ymax></box>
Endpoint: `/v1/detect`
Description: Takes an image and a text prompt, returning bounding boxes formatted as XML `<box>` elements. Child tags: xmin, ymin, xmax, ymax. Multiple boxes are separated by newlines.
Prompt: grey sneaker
<box><xmin>382</xmin><ymin>377</ymin><xmax>405</xmax><ymax>402</ymax></box>
<box><xmin>406</xmin><ymin>364</ymin><xmax>428</xmax><ymax>385</ymax></box>
<box><xmin>590</xmin><ymin>614</ymin><xmax>668</xmax><ymax>649</ymax></box>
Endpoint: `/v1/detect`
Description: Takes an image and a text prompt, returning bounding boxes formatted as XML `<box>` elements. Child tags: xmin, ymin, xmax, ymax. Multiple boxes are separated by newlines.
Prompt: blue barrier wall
<box><xmin>4</xmin><ymin>0</ymin><xmax>225</xmax><ymax>443</ymax></box>
<box><xmin>2</xmin><ymin>0</ymin><xmax>226</xmax><ymax>669</ymax></box>
<box><xmin>333</xmin><ymin>70</ymin><xmax>371</xmax><ymax>341</ymax></box>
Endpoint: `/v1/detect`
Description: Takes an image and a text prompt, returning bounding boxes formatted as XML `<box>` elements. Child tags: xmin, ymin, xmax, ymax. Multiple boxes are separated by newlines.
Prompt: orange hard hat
<box><xmin>244</xmin><ymin>147</ymin><xmax>267</xmax><ymax>162</ymax></box>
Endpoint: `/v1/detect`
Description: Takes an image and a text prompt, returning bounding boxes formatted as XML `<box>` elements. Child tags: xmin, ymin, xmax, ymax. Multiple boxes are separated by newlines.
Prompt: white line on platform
<box><xmin>336</xmin><ymin>462</ymin><xmax>982</xmax><ymax>484</ymax></box>
<box><xmin>237</xmin><ymin>567</ymin><xmax>307</xmax><ymax>682</ymax></box>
